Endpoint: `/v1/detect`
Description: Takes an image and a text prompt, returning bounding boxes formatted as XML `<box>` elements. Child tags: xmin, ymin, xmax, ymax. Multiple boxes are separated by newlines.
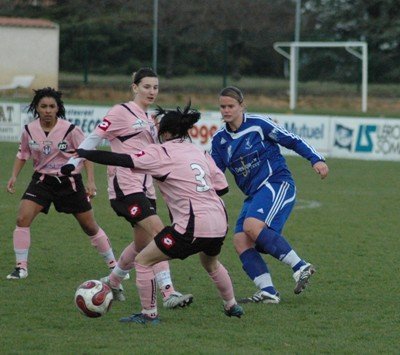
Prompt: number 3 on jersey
<box><xmin>191</xmin><ymin>163</ymin><xmax>210</xmax><ymax>192</ymax></box>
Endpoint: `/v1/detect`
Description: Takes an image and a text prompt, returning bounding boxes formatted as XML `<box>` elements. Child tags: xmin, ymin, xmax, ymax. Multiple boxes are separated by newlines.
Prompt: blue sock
<box><xmin>256</xmin><ymin>228</ymin><xmax>293</xmax><ymax>261</ymax></box>
<box><xmin>239</xmin><ymin>248</ymin><xmax>277</xmax><ymax>295</ymax></box>
<box><xmin>292</xmin><ymin>260</ymin><xmax>306</xmax><ymax>272</ymax></box>
<box><xmin>239</xmin><ymin>248</ymin><xmax>269</xmax><ymax>280</ymax></box>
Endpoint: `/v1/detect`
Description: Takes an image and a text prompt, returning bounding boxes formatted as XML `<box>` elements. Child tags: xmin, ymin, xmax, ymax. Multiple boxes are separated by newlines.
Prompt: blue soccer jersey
<box><xmin>210</xmin><ymin>113</ymin><xmax>325</xmax><ymax>196</ymax></box>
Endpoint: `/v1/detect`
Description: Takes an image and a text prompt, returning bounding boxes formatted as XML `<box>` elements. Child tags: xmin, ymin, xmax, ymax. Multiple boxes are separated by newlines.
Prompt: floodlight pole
<box><xmin>273</xmin><ymin>41</ymin><xmax>368</xmax><ymax>112</ymax></box>
<box><xmin>152</xmin><ymin>0</ymin><xmax>158</xmax><ymax>73</ymax></box>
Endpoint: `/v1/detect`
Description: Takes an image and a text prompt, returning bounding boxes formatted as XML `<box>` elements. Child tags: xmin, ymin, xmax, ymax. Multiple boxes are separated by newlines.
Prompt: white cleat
<box><xmin>6</xmin><ymin>267</ymin><xmax>28</xmax><ymax>280</ymax></box>
<box><xmin>163</xmin><ymin>291</ymin><xmax>193</xmax><ymax>309</ymax></box>
<box><xmin>239</xmin><ymin>290</ymin><xmax>280</xmax><ymax>304</ymax></box>
<box><xmin>293</xmin><ymin>263</ymin><xmax>316</xmax><ymax>294</ymax></box>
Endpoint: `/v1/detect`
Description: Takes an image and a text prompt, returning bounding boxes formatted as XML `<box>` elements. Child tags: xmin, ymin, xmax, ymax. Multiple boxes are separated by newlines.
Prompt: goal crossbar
<box><xmin>273</xmin><ymin>41</ymin><xmax>368</xmax><ymax>112</ymax></box>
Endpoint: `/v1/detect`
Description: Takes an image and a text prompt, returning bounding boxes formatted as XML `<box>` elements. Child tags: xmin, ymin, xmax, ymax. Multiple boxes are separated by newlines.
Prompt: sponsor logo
<box><xmin>268</xmin><ymin>127</ymin><xmax>279</xmax><ymax>141</ymax></box>
<box><xmin>98</xmin><ymin>118</ymin><xmax>111</xmax><ymax>131</ymax></box>
<box><xmin>58</xmin><ymin>141</ymin><xmax>68</xmax><ymax>151</ymax></box>
<box><xmin>161</xmin><ymin>234</ymin><xmax>175</xmax><ymax>249</ymax></box>
<box><xmin>132</xmin><ymin>119</ymin><xmax>146</xmax><ymax>128</ymax></box>
<box><xmin>334</xmin><ymin>124</ymin><xmax>353</xmax><ymax>151</ymax></box>
<box><xmin>28</xmin><ymin>140</ymin><xmax>40</xmax><ymax>150</ymax></box>
<box><xmin>134</xmin><ymin>151</ymin><xmax>145</xmax><ymax>157</ymax></box>
<box><xmin>355</xmin><ymin>125</ymin><xmax>376</xmax><ymax>152</ymax></box>
<box><xmin>128</xmin><ymin>204</ymin><xmax>141</xmax><ymax>217</ymax></box>
<box><xmin>334</xmin><ymin>123</ymin><xmax>400</xmax><ymax>156</ymax></box>
<box><xmin>284</xmin><ymin>123</ymin><xmax>324</xmax><ymax>139</ymax></box>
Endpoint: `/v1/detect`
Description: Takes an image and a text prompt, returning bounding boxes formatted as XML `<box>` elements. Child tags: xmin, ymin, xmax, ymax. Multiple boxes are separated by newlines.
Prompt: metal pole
<box><xmin>290</xmin><ymin>45</ymin><xmax>296</xmax><ymax>110</ymax></box>
<box><xmin>362</xmin><ymin>43</ymin><xmax>368</xmax><ymax>112</ymax></box>
<box><xmin>293</xmin><ymin>0</ymin><xmax>301</xmax><ymax>109</ymax></box>
<box><xmin>153</xmin><ymin>0</ymin><xmax>158</xmax><ymax>72</ymax></box>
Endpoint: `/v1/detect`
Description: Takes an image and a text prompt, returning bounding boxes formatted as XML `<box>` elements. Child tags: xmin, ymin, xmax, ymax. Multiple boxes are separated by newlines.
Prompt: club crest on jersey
<box><xmin>98</xmin><ymin>118</ymin><xmax>111</xmax><ymax>131</ymax></box>
<box><xmin>58</xmin><ymin>141</ymin><xmax>68</xmax><ymax>151</ymax></box>
<box><xmin>128</xmin><ymin>204</ymin><xmax>141</xmax><ymax>217</ymax></box>
<box><xmin>42</xmin><ymin>141</ymin><xmax>52</xmax><ymax>155</ymax></box>
<box><xmin>161</xmin><ymin>234</ymin><xmax>175</xmax><ymax>249</ymax></box>
<box><xmin>245</xmin><ymin>137</ymin><xmax>253</xmax><ymax>149</ymax></box>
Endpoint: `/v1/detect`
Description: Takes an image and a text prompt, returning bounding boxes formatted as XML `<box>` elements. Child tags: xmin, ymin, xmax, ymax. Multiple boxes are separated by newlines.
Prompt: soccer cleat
<box><xmin>109</xmin><ymin>266</ymin><xmax>130</xmax><ymax>281</ymax></box>
<box><xmin>224</xmin><ymin>304</ymin><xmax>244</xmax><ymax>318</ymax></box>
<box><xmin>163</xmin><ymin>291</ymin><xmax>194</xmax><ymax>309</ymax></box>
<box><xmin>100</xmin><ymin>276</ymin><xmax>126</xmax><ymax>301</ymax></box>
<box><xmin>238</xmin><ymin>290</ymin><xmax>281</xmax><ymax>304</ymax></box>
<box><xmin>119</xmin><ymin>313</ymin><xmax>160</xmax><ymax>325</ymax></box>
<box><xmin>6</xmin><ymin>267</ymin><xmax>28</xmax><ymax>280</ymax></box>
<box><xmin>293</xmin><ymin>263</ymin><xmax>316</xmax><ymax>294</ymax></box>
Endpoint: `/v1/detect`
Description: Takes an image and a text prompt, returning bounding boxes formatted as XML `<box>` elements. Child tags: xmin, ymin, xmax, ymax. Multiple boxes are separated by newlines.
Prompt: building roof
<box><xmin>0</xmin><ymin>17</ymin><xmax>57</xmax><ymax>29</ymax></box>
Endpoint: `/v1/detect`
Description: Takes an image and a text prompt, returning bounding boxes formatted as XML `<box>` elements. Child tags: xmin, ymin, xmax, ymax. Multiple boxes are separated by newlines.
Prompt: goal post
<box><xmin>273</xmin><ymin>41</ymin><xmax>368</xmax><ymax>112</ymax></box>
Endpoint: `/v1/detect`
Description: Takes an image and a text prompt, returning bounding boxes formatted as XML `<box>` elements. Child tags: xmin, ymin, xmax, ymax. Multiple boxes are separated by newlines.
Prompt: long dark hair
<box><xmin>27</xmin><ymin>87</ymin><xmax>66</xmax><ymax>119</ymax></box>
<box><xmin>155</xmin><ymin>101</ymin><xmax>200</xmax><ymax>142</ymax></box>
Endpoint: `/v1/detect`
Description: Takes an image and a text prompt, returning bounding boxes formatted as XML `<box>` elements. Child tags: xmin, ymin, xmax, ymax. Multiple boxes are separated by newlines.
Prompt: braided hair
<box><xmin>27</xmin><ymin>87</ymin><xmax>66</xmax><ymax>119</ymax></box>
<box><xmin>155</xmin><ymin>101</ymin><xmax>200</xmax><ymax>143</ymax></box>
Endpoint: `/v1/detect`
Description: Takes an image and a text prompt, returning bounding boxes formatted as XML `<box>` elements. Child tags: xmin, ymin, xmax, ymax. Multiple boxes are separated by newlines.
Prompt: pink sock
<box><xmin>89</xmin><ymin>228</ymin><xmax>116</xmax><ymax>268</ymax></box>
<box><xmin>208</xmin><ymin>263</ymin><xmax>235</xmax><ymax>306</ymax></box>
<box><xmin>135</xmin><ymin>262</ymin><xmax>158</xmax><ymax>317</ymax></box>
<box><xmin>13</xmin><ymin>226</ymin><xmax>30</xmax><ymax>270</ymax></box>
<box><xmin>153</xmin><ymin>261</ymin><xmax>175</xmax><ymax>299</ymax></box>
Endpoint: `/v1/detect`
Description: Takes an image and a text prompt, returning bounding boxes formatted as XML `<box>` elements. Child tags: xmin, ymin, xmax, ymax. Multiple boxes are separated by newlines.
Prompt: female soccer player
<box><xmin>210</xmin><ymin>86</ymin><xmax>329</xmax><ymax>303</ymax></box>
<box><xmin>62</xmin><ymin>68</ymin><xmax>192</xmax><ymax>308</ymax></box>
<box><xmin>73</xmin><ymin>103</ymin><xmax>243</xmax><ymax>324</ymax></box>
<box><xmin>6</xmin><ymin>87</ymin><xmax>118</xmax><ymax>280</ymax></box>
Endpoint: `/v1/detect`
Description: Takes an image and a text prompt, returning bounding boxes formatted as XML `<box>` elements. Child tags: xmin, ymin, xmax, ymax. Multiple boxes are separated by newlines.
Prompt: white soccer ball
<box><xmin>74</xmin><ymin>280</ymin><xmax>113</xmax><ymax>318</ymax></box>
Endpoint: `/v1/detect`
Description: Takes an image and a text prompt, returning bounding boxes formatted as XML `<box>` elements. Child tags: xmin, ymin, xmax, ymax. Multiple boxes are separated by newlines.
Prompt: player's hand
<box><xmin>313</xmin><ymin>161</ymin><xmax>329</xmax><ymax>179</ymax></box>
<box><xmin>7</xmin><ymin>177</ymin><xmax>16</xmax><ymax>194</ymax></box>
<box><xmin>61</xmin><ymin>163</ymin><xmax>75</xmax><ymax>176</ymax></box>
<box><xmin>85</xmin><ymin>181</ymin><xmax>97</xmax><ymax>199</ymax></box>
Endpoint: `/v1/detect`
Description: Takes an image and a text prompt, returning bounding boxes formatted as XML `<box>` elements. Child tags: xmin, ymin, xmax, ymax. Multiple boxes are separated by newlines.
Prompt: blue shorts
<box><xmin>235</xmin><ymin>181</ymin><xmax>296</xmax><ymax>234</ymax></box>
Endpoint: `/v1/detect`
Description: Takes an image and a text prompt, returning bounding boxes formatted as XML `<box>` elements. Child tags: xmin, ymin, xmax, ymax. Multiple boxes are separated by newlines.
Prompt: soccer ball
<box><xmin>74</xmin><ymin>280</ymin><xmax>113</xmax><ymax>318</ymax></box>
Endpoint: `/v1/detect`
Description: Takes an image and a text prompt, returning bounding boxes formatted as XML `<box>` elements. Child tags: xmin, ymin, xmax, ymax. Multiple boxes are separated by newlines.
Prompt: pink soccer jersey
<box><xmin>94</xmin><ymin>101</ymin><xmax>157</xmax><ymax>199</ymax></box>
<box><xmin>128</xmin><ymin>139</ymin><xmax>229</xmax><ymax>238</ymax></box>
<box><xmin>17</xmin><ymin>118</ymin><xmax>85</xmax><ymax>175</ymax></box>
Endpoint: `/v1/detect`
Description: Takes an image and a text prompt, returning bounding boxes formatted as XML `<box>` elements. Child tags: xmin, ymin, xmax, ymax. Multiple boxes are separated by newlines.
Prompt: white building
<box><xmin>0</xmin><ymin>17</ymin><xmax>59</xmax><ymax>90</ymax></box>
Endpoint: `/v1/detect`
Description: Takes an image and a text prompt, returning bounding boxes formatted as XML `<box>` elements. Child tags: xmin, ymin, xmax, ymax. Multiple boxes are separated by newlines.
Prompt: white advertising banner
<box><xmin>0</xmin><ymin>102</ymin><xmax>22</xmax><ymax>142</ymax></box>
<box><xmin>270</xmin><ymin>114</ymin><xmax>330</xmax><ymax>156</ymax></box>
<box><xmin>330</xmin><ymin>117</ymin><xmax>400</xmax><ymax>161</ymax></box>
<box><xmin>2</xmin><ymin>100</ymin><xmax>399</xmax><ymax>161</ymax></box>
<box><xmin>20</xmin><ymin>103</ymin><xmax>110</xmax><ymax>136</ymax></box>
<box><xmin>189</xmin><ymin>111</ymin><xmax>222</xmax><ymax>151</ymax></box>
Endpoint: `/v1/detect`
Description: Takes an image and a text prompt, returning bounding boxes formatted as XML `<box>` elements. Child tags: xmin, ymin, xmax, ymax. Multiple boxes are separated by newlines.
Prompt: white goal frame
<box><xmin>273</xmin><ymin>41</ymin><xmax>368</xmax><ymax>112</ymax></box>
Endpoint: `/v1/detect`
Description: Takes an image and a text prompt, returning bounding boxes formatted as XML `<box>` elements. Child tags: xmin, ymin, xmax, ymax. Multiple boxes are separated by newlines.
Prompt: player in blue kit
<box><xmin>211</xmin><ymin>86</ymin><xmax>329</xmax><ymax>304</ymax></box>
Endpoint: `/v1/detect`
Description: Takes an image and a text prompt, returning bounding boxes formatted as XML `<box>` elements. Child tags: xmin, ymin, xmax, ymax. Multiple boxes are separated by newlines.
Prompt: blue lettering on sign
<box><xmin>284</xmin><ymin>123</ymin><xmax>324</xmax><ymax>139</ymax></box>
<box><xmin>67</xmin><ymin>118</ymin><xmax>102</xmax><ymax>133</ymax></box>
<box><xmin>355</xmin><ymin>125</ymin><xmax>377</xmax><ymax>152</ymax></box>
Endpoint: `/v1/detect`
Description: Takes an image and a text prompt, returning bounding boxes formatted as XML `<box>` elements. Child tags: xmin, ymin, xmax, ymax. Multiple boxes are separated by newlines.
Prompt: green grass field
<box><xmin>0</xmin><ymin>141</ymin><xmax>398</xmax><ymax>354</ymax></box>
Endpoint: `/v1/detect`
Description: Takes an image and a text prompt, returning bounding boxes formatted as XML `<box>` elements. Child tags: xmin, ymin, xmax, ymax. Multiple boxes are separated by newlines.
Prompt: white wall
<box><xmin>0</xmin><ymin>25</ymin><xmax>59</xmax><ymax>88</ymax></box>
